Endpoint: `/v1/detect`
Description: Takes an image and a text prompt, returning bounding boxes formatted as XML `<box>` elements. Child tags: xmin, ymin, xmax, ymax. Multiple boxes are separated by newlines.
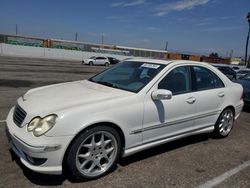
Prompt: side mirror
<box><xmin>151</xmin><ymin>89</ymin><xmax>172</xmax><ymax>100</ymax></box>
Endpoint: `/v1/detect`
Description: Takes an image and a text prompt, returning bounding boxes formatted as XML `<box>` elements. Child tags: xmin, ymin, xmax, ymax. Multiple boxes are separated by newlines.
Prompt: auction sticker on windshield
<box><xmin>141</xmin><ymin>63</ymin><xmax>160</xmax><ymax>69</ymax></box>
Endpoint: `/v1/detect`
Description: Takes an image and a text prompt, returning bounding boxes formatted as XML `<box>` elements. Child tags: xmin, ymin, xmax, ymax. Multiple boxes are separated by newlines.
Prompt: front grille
<box><xmin>13</xmin><ymin>105</ymin><xmax>27</xmax><ymax>127</ymax></box>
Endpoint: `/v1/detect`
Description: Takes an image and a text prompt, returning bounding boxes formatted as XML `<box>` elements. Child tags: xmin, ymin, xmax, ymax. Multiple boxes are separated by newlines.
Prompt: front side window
<box><xmin>158</xmin><ymin>66</ymin><xmax>192</xmax><ymax>95</ymax></box>
<box><xmin>90</xmin><ymin>61</ymin><xmax>165</xmax><ymax>93</ymax></box>
<box><xmin>193</xmin><ymin>66</ymin><xmax>224</xmax><ymax>90</ymax></box>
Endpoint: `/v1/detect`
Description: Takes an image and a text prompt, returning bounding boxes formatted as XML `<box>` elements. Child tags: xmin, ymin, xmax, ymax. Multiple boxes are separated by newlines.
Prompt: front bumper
<box><xmin>6</xmin><ymin>109</ymin><xmax>74</xmax><ymax>175</ymax></box>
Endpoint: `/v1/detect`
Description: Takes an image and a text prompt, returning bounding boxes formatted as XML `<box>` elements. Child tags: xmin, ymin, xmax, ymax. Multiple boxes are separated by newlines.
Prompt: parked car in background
<box><xmin>235</xmin><ymin>72</ymin><xmax>250</xmax><ymax>107</ymax></box>
<box><xmin>6</xmin><ymin>59</ymin><xmax>244</xmax><ymax>180</ymax></box>
<box><xmin>236</xmin><ymin>69</ymin><xmax>250</xmax><ymax>79</ymax></box>
<box><xmin>83</xmin><ymin>56</ymin><xmax>110</xmax><ymax>66</ymax></box>
<box><xmin>231</xmin><ymin>66</ymin><xmax>240</xmax><ymax>72</ymax></box>
<box><xmin>230</xmin><ymin>65</ymin><xmax>246</xmax><ymax>73</ymax></box>
<box><xmin>213</xmin><ymin>65</ymin><xmax>236</xmax><ymax>80</ymax></box>
<box><xmin>107</xmin><ymin>57</ymin><xmax>120</xmax><ymax>64</ymax></box>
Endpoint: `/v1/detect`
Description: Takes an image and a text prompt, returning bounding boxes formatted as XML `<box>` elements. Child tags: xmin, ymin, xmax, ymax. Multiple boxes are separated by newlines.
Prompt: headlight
<box><xmin>27</xmin><ymin>117</ymin><xmax>41</xmax><ymax>132</ymax></box>
<box><xmin>27</xmin><ymin>115</ymin><xmax>57</xmax><ymax>137</ymax></box>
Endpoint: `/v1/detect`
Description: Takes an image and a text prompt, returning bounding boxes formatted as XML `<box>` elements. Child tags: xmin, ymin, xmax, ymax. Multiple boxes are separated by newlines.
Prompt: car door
<box><xmin>191</xmin><ymin>66</ymin><xmax>226</xmax><ymax>129</ymax></box>
<box><xmin>95</xmin><ymin>57</ymin><xmax>103</xmax><ymax>65</ymax></box>
<box><xmin>143</xmin><ymin>65</ymin><xmax>196</xmax><ymax>144</ymax></box>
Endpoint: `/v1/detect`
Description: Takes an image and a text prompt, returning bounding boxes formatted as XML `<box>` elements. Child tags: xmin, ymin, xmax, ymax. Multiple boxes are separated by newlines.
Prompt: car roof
<box><xmin>127</xmin><ymin>58</ymin><xmax>212</xmax><ymax>67</ymax></box>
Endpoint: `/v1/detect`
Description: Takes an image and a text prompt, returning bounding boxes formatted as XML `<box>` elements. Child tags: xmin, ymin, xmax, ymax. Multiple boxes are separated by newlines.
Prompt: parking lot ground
<box><xmin>0</xmin><ymin>56</ymin><xmax>250</xmax><ymax>188</ymax></box>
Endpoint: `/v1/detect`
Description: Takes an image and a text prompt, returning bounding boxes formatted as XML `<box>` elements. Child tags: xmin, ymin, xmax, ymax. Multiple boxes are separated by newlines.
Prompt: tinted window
<box><xmin>96</xmin><ymin>57</ymin><xmax>105</xmax><ymax>60</ymax></box>
<box><xmin>159</xmin><ymin>66</ymin><xmax>191</xmax><ymax>95</ymax></box>
<box><xmin>193</xmin><ymin>66</ymin><xmax>224</xmax><ymax>90</ymax></box>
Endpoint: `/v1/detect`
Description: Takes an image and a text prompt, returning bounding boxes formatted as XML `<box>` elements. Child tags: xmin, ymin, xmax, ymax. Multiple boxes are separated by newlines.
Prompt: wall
<box><xmin>0</xmin><ymin>43</ymin><xmax>130</xmax><ymax>61</ymax></box>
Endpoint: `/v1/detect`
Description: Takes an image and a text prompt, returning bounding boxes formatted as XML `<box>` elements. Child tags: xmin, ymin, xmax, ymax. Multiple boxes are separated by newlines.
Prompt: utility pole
<box><xmin>245</xmin><ymin>12</ymin><xmax>250</xmax><ymax>68</ymax></box>
<box><xmin>15</xmin><ymin>24</ymin><xmax>18</xmax><ymax>35</ymax></box>
<box><xmin>75</xmin><ymin>32</ymin><xmax>78</xmax><ymax>41</ymax></box>
<box><xmin>165</xmin><ymin>41</ymin><xmax>168</xmax><ymax>51</ymax></box>
<box><xmin>229</xmin><ymin>50</ymin><xmax>233</xmax><ymax>58</ymax></box>
<box><xmin>101</xmin><ymin>33</ymin><xmax>104</xmax><ymax>45</ymax></box>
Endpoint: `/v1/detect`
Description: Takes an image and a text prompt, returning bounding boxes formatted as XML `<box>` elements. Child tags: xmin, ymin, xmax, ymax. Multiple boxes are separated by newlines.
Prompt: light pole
<box><xmin>101</xmin><ymin>33</ymin><xmax>104</xmax><ymax>45</ymax></box>
<box><xmin>75</xmin><ymin>32</ymin><xmax>78</xmax><ymax>41</ymax></box>
<box><xmin>15</xmin><ymin>24</ymin><xmax>18</xmax><ymax>35</ymax></box>
<box><xmin>245</xmin><ymin>12</ymin><xmax>250</xmax><ymax>68</ymax></box>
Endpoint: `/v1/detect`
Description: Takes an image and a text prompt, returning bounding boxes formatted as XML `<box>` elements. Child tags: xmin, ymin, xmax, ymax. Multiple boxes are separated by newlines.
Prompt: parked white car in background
<box><xmin>6</xmin><ymin>59</ymin><xmax>244</xmax><ymax>180</ymax></box>
<box><xmin>83</xmin><ymin>56</ymin><xmax>110</xmax><ymax>66</ymax></box>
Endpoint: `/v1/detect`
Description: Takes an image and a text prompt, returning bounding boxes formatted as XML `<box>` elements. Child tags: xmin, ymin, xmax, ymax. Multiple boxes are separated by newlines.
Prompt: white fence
<box><xmin>0</xmin><ymin>43</ymin><xmax>131</xmax><ymax>61</ymax></box>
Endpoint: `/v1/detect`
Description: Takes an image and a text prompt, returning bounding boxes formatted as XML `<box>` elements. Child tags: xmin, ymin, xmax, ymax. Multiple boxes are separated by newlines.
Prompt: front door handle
<box><xmin>218</xmin><ymin>92</ymin><xmax>225</xmax><ymax>97</ymax></box>
<box><xmin>186</xmin><ymin>97</ymin><xmax>196</xmax><ymax>104</ymax></box>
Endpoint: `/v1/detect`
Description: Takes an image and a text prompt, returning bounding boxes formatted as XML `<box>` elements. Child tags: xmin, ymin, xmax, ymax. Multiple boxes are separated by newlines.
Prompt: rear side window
<box><xmin>192</xmin><ymin>66</ymin><xmax>224</xmax><ymax>91</ymax></box>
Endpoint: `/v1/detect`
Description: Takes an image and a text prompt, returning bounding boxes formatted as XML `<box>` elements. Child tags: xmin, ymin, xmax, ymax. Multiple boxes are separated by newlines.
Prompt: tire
<box><xmin>104</xmin><ymin>62</ymin><xmax>109</xmax><ymax>67</ymax></box>
<box><xmin>89</xmin><ymin>61</ymin><xmax>93</xmax><ymax>66</ymax></box>
<box><xmin>213</xmin><ymin>108</ymin><xmax>234</xmax><ymax>138</ymax></box>
<box><xmin>66</xmin><ymin>126</ymin><xmax>121</xmax><ymax>180</ymax></box>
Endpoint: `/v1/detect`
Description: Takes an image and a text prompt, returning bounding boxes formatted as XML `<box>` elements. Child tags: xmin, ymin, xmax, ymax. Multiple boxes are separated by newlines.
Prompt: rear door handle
<box><xmin>218</xmin><ymin>92</ymin><xmax>225</xmax><ymax>97</ymax></box>
<box><xmin>186</xmin><ymin>97</ymin><xmax>196</xmax><ymax>104</ymax></box>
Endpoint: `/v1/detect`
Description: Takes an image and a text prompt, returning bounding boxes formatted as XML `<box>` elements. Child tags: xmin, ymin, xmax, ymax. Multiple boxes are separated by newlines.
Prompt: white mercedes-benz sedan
<box><xmin>6</xmin><ymin>59</ymin><xmax>244</xmax><ymax>179</ymax></box>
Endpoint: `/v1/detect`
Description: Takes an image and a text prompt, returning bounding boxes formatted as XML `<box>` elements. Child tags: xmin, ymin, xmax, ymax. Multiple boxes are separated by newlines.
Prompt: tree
<box><xmin>209</xmin><ymin>52</ymin><xmax>219</xmax><ymax>58</ymax></box>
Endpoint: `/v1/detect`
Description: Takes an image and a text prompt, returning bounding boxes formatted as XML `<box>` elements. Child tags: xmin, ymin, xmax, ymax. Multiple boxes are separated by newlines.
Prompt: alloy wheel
<box><xmin>218</xmin><ymin>110</ymin><xmax>234</xmax><ymax>136</ymax></box>
<box><xmin>75</xmin><ymin>131</ymin><xmax>118</xmax><ymax>177</ymax></box>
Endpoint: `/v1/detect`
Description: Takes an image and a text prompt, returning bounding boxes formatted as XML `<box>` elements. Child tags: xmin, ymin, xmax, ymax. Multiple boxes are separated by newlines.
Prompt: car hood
<box><xmin>19</xmin><ymin>80</ymin><xmax>134</xmax><ymax>114</ymax></box>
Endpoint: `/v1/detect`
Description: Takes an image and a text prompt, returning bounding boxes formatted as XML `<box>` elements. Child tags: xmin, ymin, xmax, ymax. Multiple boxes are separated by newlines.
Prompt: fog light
<box><xmin>25</xmin><ymin>153</ymin><xmax>47</xmax><ymax>166</ymax></box>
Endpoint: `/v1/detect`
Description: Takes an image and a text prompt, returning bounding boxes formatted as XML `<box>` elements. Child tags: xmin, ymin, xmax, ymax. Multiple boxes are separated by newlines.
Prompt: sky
<box><xmin>0</xmin><ymin>0</ymin><xmax>250</xmax><ymax>57</ymax></box>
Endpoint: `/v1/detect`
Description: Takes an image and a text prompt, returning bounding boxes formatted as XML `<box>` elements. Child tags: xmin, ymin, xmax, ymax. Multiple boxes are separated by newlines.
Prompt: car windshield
<box><xmin>240</xmin><ymin>73</ymin><xmax>250</xmax><ymax>81</ymax></box>
<box><xmin>89</xmin><ymin>61</ymin><xmax>165</xmax><ymax>93</ymax></box>
<box><xmin>90</xmin><ymin>56</ymin><xmax>95</xmax><ymax>59</ymax></box>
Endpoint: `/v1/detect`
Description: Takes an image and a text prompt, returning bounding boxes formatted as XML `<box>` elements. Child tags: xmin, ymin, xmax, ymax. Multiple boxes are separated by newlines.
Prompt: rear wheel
<box><xmin>66</xmin><ymin>126</ymin><xmax>121</xmax><ymax>180</ymax></box>
<box><xmin>214</xmin><ymin>108</ymin><xmax>234</xmax><ymax>138</ymax></box>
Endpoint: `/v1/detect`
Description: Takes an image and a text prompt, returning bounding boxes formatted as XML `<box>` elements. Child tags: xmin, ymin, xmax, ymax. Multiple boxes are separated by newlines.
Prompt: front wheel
<box><xmin>214</xmin><ymin>108</ymin><xmax>234</xmax><ymax>138</ymax></box>
<box><xmin>104</xmin><ymin>62</ymin><xmax>109</xmax><ymax>67</ymax></box>
<box><xmin>66</xmin><ymin>126</ymin><xmax>121</xmax><ymax>180</ymax></box>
